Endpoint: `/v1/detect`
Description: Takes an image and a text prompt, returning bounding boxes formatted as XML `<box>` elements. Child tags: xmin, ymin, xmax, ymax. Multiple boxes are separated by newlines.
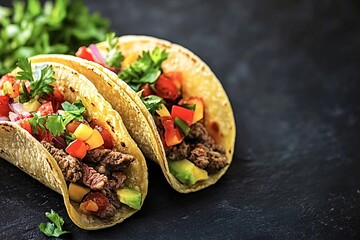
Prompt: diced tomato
<box><xmin>0</xmin><ymin>74</ymin><xmax>15</xmax><ymax>90</ymax></box>
<box><xmin>66</xmin><ymin>120</ymin><xmax>81</xmax><ymax>133</ymax></box>
<box><xmin>83</xmin><ymin>192</ymin><xmax>109</xmax><ymax>212</ymax></box>
<box><xmin>38</xmin><ymin>101</ymin><xmax>54</xmax><ymax>116</ymax></box>
<box><xmin>164</xmin><ymin>71</ymin><xmax>182</xmax><ymax>90</ymax></box>
<box><xmin>35</xmin><ymin>129</ymin><xmax>54</xmax><ymax>142</ymax></box>
<box><xmin>75</xmin><ymin>46</ymin><xmax>95</xmax><ymax>61</ymax></box>
<box><xmin>66</xmin><ymin>139</ymin><xmax>87</xmax><ymax>159</ymax></box>
<box><xmin>155</xmin><ymin>74</ymin><xmax>179</xmax><ymax>101</ymax></box>
<box><xmin>139</xmin><ymin>83</ymin><xmax>154</xmax><ymax>97</ymax></box>
<box><xmin>171</xmin><ymin>105</ymin><xmax>194</xmax><ymax>126</ymax></box>
<box><xmin>45</xmin><ymin>88</ymin><xmax>64</xmax><ymax>112</ymax></box>
<box><xmin>18</xmin><ymin>119</ymin><xmax>32</xmax><ymax>134</ymax></box>
<box><xmin>90</xmin><ymin>119</ymin><xmax>114</xmax><ymax>149</ymax></box>
<box><xmin>161</xmin><ymin>116</ymin><xmax>183</xmax><ymax>146</ymax></box>
<box><xmin>0</xmin><ymin>96</ymin><xmax>10</xmax><ymax>116</ymax></box>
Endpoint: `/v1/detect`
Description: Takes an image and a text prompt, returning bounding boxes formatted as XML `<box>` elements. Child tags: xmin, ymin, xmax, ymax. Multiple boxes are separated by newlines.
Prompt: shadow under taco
<box><xmin>0</xmin><ymin>59</ymin><xmax>148</xmax><ymax>229</ymax></box>
<box><xmin>29</xmin><ymin>35</ymin><xmax>236</xmax><ymax>193</ymax></box>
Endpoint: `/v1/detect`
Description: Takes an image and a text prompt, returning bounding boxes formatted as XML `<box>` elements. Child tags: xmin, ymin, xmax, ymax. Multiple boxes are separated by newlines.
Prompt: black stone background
<box><xmin>0</xmin><ymin>0</ymin><xmax>360</xmax><ymax>239</ymax></box>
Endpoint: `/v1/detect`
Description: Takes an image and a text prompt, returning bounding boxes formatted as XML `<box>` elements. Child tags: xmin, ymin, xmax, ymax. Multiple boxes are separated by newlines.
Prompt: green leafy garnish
<box><xmin>38</xmin><ymin>209</ymin><xmax>69</xmax><ymax>237</ymax></box>
<box><xmin>105</xmin><ymin>32</ymin><xmax>123</xmax><ymax>69</ymax></box>
<box><xmin>119</xmin><ymin>47</ymin><xmax>168</xmax><ymax>91</ymax></box>
<box><xmin>29</xmin><ymin>101</ymin><xmax>86</xmax><ymax>136</ymax></box>
<box><xmin>46</xmin><ymin>114</ymin><xmax>66</xmax><ymax>136</ymax></box>
<box><xmin>29</xmin><ymin>114</ymin><xmax>46</xmax><ymax>134</ymax></box>
<box><xmin>141</xmin><ymin>95</ymin><xmax>164</xmax><ymax>115</ymax></box>
<box><xmin>0</xmin><ymin>0</ymin><xmax>109</xmax><ymax>76</ymax></box>
<box><xmin>16</xmin><ymin>58</ymin><xmax>56</xmax><ymax>103</ymax></box>
<box><xmin>61</xmin><ymin>100</ymin><xmax>86</xmax><ymax>125</ymax></box>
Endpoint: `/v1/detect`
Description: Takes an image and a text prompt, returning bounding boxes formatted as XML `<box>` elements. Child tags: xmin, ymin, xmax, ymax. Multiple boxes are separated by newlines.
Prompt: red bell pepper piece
<box><xmin>66</xmin><ymin>139</ymin><xmax>87</xmax><ymax>159</ymax></box>
<box><xmin>171</xmin><ymin>105</ymin><xmax>194</xmax><ymax>126</ymax></box>
<box><xmin>155</xmin><ymin>73</ymin><xmax>179</xmax><ymax>101</ymax></box>
<box><xmin>161</xmin><ymin>116</ymin><xmax>183</xmax><ymax>146</ymax></box>
<box><xmin>0</xmin><ymin>96</ymin><xmax>10</xmax><ymax>116</ymax></box>
<box><xmin>75</xmin><ymin>46</ymin><xmax>95</xmax><ymax>61</ymax></box>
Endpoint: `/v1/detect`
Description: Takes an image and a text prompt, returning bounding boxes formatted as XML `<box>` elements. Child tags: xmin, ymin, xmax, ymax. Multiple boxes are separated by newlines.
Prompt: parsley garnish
<box><xmin>38</xmin><ymin>209</ymin><xmax>69</xmax><ymax>238</ymax></box>
<box><xmin>142</xmin><ymin>95</ymin><xmax>164</xmax><ymax>115</ymax></box>
<box><xmin>16</xmin><ymin>58</ymin><xmax>56</xmax><ymax>103</ymax></box>
<box><xmin>105</xmin><ymin>32</ymin><xmax>124</xmax><ymax>69</ymax></box>
<box><xmin>118</xmin><ymin>47</ymin><xmax>168</xmax><ymax>91</ymax></box>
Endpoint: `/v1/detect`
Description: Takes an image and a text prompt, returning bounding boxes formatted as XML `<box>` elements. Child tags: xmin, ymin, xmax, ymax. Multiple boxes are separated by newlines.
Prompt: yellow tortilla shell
<box><xmin>0</xmin><ymin>62</ymin><xmax>148</xmax><ymax>229</ymax></box>
<box><xmin>29</xmin><ymin>35</ymin><xmax>236</xmax><ymax>193</ymax></box>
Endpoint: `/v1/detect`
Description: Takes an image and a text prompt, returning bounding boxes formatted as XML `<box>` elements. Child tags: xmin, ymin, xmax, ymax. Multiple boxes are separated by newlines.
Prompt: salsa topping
<box><xmin>75</xmin><ymin>35</ymin><xmax>228</xmax><ymax>183</ymax></box>
<box><xmin>0</xmin><ymin>58</ymin><xmax>141</xmax><ymax>218</ymax></box>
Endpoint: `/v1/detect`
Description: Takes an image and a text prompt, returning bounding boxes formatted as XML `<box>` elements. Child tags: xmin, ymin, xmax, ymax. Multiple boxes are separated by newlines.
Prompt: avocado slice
<box><xmin>116</xmin><ymin>187</ymin><xmax>142</xmax><ymax>210</ymax></box>
<box><xmin>168</xmin><ymin>159</ymin><xmax>209</xmax><ymax>185</ymax></box>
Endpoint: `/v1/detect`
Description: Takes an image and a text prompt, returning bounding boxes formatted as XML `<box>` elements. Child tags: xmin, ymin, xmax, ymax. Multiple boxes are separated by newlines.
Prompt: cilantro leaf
<box><xmin>46</xmin><ymin>114</ymin><xmax>65</xmax><ymax>136</ymax></box>
<box><xmin>142</xmin><ymin>95</ymin><xmax>164</xmax><ymax>115</ymax></box>
<box><xmin>0</xmin><ymin>0</ymin><xmax>109</xmax><ymax>76</ymax></box>
<box><xmin>118</xmin><ymin>47</ymin><xmax>168</xmax><ymax>91</ymax></box>
<box><xmin>16</xmin><ymin>58</ymin><xmax>56</xmax><ymax>103</ymax></box>
<box><xmin>61</xmin><ymin>100</ymin><xmax>85</xmax><ymax>125</ymax></box>
<box><xmin>29</xmin><ymin>114</ymin><xmax>46</xmax><ymax>134</ymax></box>
<box><xmin>38</xmin><ymin>209</ymin><xmax>69</xmax><ymax>237</ymax></box>
<box><xmin>105</xmin><ymin>32</ymin><xmax>123</xmax><ymax>69</ymax></box>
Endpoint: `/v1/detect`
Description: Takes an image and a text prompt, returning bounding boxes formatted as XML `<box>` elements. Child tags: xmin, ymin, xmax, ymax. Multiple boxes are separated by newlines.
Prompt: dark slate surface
<box><xmin>1</xmin><ymin>0</ymin><xmax>360</xmax><ymax>239</ymax></box>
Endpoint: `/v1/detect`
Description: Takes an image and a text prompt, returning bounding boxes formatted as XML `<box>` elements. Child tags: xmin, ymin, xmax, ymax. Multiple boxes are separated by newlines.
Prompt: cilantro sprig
<box><xmin>119</xmin><ymin>47</ymin><xmax>169</xmax><ymax>91</ymax></box>
<box><xmin>105</xmin><ymin>32</ymin><xmax>124</xmax><ymax>69</ymax></box>
<box><xmin>0</xmin><ymin>0</ymin><xmax>109</xmax><ymax>76</ymax></box>
<box><xmin>29</xmin><ymin>100</ymin><xmax>85</xmax><ymax>137</ymax></box>
<box><xmin>141</xmin><ymin>95</ymin><xmax>164</xmax><ymax>115</ymax></box>
<box><xmin>16</xmin><ymin>58</ymin><xmax>56</xmax><ymax>103</ymax></box>
<box><xmin>38</xmin><ymin>209</ymin><xmax>69</xmax><ymax>237</ymax></box>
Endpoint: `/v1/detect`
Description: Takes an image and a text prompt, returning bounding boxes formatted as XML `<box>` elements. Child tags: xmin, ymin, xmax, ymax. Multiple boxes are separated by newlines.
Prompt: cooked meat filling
<box><xmin>42</xmin><ymin>141</ymin><xmax>82</xmax><ymax>182</ymax></box>
<box><xmin>41</xmin><ymin>141</ymin><xmax>134</xmax><ymax>219</ymax></box>
<box><xmin>161</xmin><ymin>121</ymin><xmax>228</xmax><ymax>173</ymax></box>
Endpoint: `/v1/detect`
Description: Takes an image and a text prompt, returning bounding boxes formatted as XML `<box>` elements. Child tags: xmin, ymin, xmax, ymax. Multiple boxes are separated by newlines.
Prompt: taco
<box><xmin>29</xmin><ymin>35</ymin><xmax>236</xmax><ymax>193</ymax></box>
<box><xmin>0</xmin><ymin>59</ymin><xmax>148</xmax><ymax>229</ymax></box>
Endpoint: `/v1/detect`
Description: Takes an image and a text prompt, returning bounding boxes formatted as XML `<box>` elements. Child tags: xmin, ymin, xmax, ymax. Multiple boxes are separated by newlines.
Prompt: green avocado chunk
<box><xmin>168</xmin><ymin>159</ymin><xmax>209</xmax><ymax>185</ymax></box>
<box><xmin>116</xmin><ymin>187</ymin><xmax>142</xmax><ymax>210</ymax></box>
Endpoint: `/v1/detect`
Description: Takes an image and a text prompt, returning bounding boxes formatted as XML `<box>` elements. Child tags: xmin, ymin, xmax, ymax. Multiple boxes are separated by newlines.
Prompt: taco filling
<box><xmin>0</xmin><ymin>59</ymin><xmax>142</xmax><ymax>219</ymax></box>
<box><xmin>75</xmin><ymin>34</ymin><xmax>228</xmax><ymax>186</ymax></box>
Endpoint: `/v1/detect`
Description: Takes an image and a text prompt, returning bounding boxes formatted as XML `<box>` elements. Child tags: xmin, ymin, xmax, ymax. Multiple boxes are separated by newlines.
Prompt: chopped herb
<box><xmin>38</xmin><ymin>209</ymin><xmax>69</xmax><ymax>238</ymax></box>
<box><xmin>46</xmin><ymin>114</ymin><xmax>65</xmax><ymax>136</ymax></box>
<box><xmin>119</xmin><ymin>47</ymin><xmax>168</xmax><ymax>91</ymax></box>
<box><xmin>141</xmin><ymin>95</ymin><xmax>163</xmax><ymax>115</ymax></box>
<box><xmin>181</xmin><ymin>104</ymin><xmax>196</xmax><ymax>111</ymax></box>
<box><xmin>64</xmin><ymin>132</ymin><xmax>76</xmax><ymax>145</ymax></box>
<box><xmin>29</xmin><ymin>101</ymin><xmax>85</xmax><ymax>136</ymax></box>
<box><xmin>174</xmin><ymin>117</ymin><xmax>190</xmax><ymax>136</ymax></box>
<box><xmin>0</xmin><ymin>0</ymin><xmax>109</xmax><ymax>76</ymax></box>
<box><xmin>61</xmin><ymin>100</ymin><xmax>85</xmax><ymax>125</ymax></box>
<box><xmin>29</xmin><ymin>114</ymin><xmax>46</xmax><ymax>134</ymax></box>
<box><xmin>16</xmin><ymin>58</ymin><xmax>56</xmax><ymax>103</ymax></box>
<box><xmin>105</xmin><ymin>32</ymin><xmax>123</xmax><ymax>69</ymax></box>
